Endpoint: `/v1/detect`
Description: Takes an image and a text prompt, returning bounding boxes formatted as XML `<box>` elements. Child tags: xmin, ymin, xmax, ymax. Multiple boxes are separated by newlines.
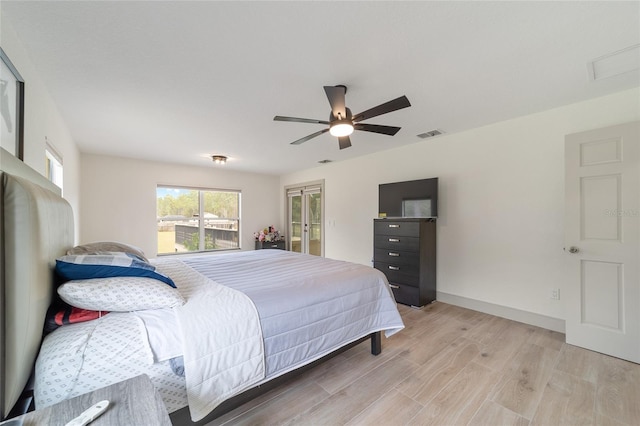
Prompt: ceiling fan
<box><xmin>274</xmin><ymin>85</ymin><xmax>411</xmax><ymax>150</ymax></box>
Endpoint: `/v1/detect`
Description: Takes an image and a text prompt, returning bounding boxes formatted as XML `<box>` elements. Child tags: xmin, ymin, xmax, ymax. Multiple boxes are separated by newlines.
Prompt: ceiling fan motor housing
<box><xmin>330</xmin><ymin>107</ymin><xmax>353</xmax><ymax>122</ymax></box>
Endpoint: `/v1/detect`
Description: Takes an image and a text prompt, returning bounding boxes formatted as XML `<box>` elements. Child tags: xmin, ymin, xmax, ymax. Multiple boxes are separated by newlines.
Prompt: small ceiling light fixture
<box><xmin>211</xmin><ymin>155</ymin><xmax>227</xmax><ymax>165</ymax></box>
<box><xmin>329</xmin><ymin>112</ymin><xmax>354</xmax><ymax>137</ymax></box>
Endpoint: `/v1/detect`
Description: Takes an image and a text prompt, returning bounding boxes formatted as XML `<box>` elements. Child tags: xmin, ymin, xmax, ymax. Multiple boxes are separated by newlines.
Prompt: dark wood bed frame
<box><xmin>169</xmin><ymin>332</ymin><xmax>381</xmax><ymax>425</ymax></box>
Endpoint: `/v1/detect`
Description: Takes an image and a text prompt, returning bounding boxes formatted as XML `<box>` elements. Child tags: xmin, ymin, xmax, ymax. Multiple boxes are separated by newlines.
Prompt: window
<box><xmin>157</xmin><ymin>186</ymin><xmax>240</xmax><ymax>254</ymax></box>
<box><xmin>45</xmin><ymin>143</ymin><xmax>63</xmax><ymax>190</ymax></box>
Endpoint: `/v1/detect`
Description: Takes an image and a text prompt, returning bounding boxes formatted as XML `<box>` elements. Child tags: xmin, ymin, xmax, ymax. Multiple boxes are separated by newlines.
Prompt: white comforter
<box><xmin>182</xmin><ymin>250</ymin><xmax>405</xmax><ymax>378</ymax></box>
<box><xmin>157</xmin><ymin>259</ymin><xmax>264</xmax><ymax>422</ymax></box>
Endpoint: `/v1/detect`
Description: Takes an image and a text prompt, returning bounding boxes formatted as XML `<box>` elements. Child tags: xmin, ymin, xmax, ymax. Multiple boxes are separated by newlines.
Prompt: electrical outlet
<box><xmin>550</xmin><ymin>289</ymin><xmax>560</xmax><ymax>300</ymax></box>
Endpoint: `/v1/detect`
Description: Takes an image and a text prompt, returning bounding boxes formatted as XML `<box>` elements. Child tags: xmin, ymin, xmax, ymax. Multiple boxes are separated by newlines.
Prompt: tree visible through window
<box><xmin>157</xmin><ymin>186</ymin><xmax>240</xmax><ymax>254</ymax></box>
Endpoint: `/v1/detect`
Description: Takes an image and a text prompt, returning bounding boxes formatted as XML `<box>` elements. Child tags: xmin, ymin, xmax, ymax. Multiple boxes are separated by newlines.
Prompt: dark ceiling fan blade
<box><xmin>323</xmin><ymin>86</ymin><xmax>347</xmax><ymax>119</ymax></box>
<box><xmin>352</xmin><ymin>95</ymin><xmax>411</xmax><ymax>123</ymax></box>
<box><xmin>290</xmin><ymin>128</ymin><xmax>330</xmax><ymax>145</ymax></box>
<box><xmin>338</xmin><ymin>136</ymin><xmax>352</xmax><ymax>150</ymax></box>
<box><xmin>354</xmin><ymin>123</ymin><xmax>401</xmax><ymax>136</ymax></box>
<box><xmin>274</xmin><ymin>116</ymin><xmax>330</xmax><ymax>125</ymax></box>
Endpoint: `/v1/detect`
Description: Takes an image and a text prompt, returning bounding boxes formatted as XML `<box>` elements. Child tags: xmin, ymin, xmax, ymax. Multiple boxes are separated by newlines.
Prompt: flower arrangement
<box><xmin>254</xmin><ymin>225</ymin><xmax>283</xmax><ymax>242</ymax></box>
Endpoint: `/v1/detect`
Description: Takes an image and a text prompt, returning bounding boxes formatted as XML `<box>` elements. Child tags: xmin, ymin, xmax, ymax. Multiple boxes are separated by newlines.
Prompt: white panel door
<box><xmin>565</xmin><ymin>121</ymin><xmax>640</xmax><ymax>363</ymax></box>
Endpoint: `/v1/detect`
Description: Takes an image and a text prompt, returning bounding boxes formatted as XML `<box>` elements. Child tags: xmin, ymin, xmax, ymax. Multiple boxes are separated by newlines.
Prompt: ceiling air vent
<box><xmin>417</xmin><ymin>129</ymin><xmax>444</xmax><ymax>139</ymax></box>
<box><xmin>318</xmin><ymin>159</ymin><xmax>332</xmax><ymax>164</ymax></box>
<box><xmin>588</xmin><ymin>44</ymin><xmax>640</xmax><ymax>81</ymax></box>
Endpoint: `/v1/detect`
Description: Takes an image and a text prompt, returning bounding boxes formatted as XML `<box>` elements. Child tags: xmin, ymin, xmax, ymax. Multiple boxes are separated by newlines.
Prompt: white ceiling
<box><xmin>3</xmin><ymin>1</ymin><xmax>639</xmax><ymax>175</ymax></box>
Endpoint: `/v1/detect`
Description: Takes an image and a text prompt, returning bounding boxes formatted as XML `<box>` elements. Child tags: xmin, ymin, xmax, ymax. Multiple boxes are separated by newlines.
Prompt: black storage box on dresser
<box><xmin>255</xmin><ymin>240</ymin><xmax>286</xmax><ymax>250</ymax></box>
<box><xmin>373</xmin><ymin>218</ymin><xmax>436</xmax><ymax>307</ymax></box>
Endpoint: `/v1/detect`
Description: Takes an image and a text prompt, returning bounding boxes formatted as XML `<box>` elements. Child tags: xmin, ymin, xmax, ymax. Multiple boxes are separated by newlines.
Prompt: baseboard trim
<box><xmin>436</xmin><ymin>291</ymin><xmax>566</xmax><ymax>334</ymax></box>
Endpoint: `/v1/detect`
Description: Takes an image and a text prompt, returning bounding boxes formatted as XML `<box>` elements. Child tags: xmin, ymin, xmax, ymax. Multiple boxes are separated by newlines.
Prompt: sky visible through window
<box><xmin>156</xmin><ymin>187</ymin><xmax>189</xmax><ymax>198</ymax></box>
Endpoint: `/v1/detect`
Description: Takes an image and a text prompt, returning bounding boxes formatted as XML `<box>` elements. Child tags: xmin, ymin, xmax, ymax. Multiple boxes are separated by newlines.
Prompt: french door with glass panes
<box><xmin>287</xmin><ymin>183</ymin><xmax>323</xmax><ymax>256</ymax></box>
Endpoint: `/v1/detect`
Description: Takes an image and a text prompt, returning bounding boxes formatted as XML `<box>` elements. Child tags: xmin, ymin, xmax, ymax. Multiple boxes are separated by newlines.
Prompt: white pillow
<box><xmin>58</xmin><ymin>276</ymin><xmax>185</xmax><ymax>312</ymax></box>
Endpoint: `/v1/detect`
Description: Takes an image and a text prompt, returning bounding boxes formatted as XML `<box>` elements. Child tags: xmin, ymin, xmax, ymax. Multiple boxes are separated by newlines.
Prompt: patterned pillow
<box><xmin>57</xmin><ymin>277</ymin><xmax>185</xmax><ymax>311</ymax></box>
<box><xmin>56</xmin><ymin>253</ymin><xmax>176</xmax><ymax>288</ymax></box>
<box><xmin>44</xmin><ymin>299</ymin><xmax>107</xmax><ymax>334</ymax></box>
<box><xmin>67</xmin><ymin>241</ymin><xmax>149</xmax><ymax>263</ymax></box>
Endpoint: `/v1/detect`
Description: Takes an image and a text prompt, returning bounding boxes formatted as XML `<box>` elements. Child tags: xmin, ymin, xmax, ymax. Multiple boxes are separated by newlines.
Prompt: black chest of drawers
<box><xmin>373</xmin><ymin>218</ymin><xmax>436</xmax><ymax>307</ymax></box>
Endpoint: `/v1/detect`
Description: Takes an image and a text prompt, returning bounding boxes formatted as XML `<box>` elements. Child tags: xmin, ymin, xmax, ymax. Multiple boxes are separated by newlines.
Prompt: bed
<box><xmin>0</xmin><ymin>151</ymin><xmax>404</xmax><ymax>424</ymax></box>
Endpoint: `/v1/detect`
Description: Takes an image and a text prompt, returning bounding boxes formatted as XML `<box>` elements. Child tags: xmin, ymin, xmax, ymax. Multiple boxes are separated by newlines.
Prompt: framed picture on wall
<box><xmin>0</xmin><ymin>47</ymin><xmax>25</xmax><ymax>161</ymax></box>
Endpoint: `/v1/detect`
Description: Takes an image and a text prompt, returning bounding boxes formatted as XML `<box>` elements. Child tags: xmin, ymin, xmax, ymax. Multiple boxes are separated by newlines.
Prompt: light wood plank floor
<box><xmin>207</xmin><ymin>302</ymin><xmax>640</xmax><ymax>425</ymax></box>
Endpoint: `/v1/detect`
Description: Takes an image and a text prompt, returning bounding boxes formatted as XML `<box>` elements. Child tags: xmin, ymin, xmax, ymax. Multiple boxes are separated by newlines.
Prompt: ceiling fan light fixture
<box><xmin>211</xmin><ymin>155</ymin><xmax>227</xmax><ymax>165</ymax></box>
<box><xmin>329</xmin><ymin>121</ymin><xmax>354</xmax><ymax>137</ymax></box>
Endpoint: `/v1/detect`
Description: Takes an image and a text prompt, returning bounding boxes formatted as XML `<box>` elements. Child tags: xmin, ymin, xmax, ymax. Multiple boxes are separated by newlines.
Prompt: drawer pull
<box><xmin>389</xmin><ymin>284</ymin><xmax>400</xmax><ymax>289</ymax></box>
<box><xmin>388</xmin><ymin>252</ymin><xmax>400</xmax><ymax>257</ymax></box>
<box><xmin>388</xmin><ymin>224</ymin><xmax>400</xmax><ymax>228</ymax></box>
<box><xmin>388</xmin><ymin>238</ymin><xmax>400</xmax><ymax>242</ymax></box>
<box><xmin>388</xmin><ymin>266</ymin><xmax>400</xmax><ymax>271</ymax></box>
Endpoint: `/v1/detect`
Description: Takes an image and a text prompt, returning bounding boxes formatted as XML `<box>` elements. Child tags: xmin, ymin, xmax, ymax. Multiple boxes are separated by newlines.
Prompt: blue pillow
<box><xmin>55</xmin><ymin>253</ymin><xmax>176</xmax><ymax>288</ymax></box>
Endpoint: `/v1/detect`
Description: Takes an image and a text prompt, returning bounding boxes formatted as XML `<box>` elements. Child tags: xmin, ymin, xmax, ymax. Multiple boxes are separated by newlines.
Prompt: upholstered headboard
<box><xmin>0</xmin><ymin>148</ymin><xmax>74</xmax><ymax>419</ymax></box>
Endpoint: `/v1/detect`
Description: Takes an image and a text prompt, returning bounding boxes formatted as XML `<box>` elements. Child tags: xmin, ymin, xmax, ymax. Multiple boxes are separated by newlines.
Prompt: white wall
<box><xmin>0</xmin><ymin>13</ymin><xmax>81</xmax><ymax>238</ymax></box>
<box><xmin>281</xmin><ymin>88</ymin><xmax>640</xmax><ymax>325</ymax></box>
<box><xmin>80</xmin><ymin>154</ymin><xmax>281</xmax><ymax>258</ymax></box>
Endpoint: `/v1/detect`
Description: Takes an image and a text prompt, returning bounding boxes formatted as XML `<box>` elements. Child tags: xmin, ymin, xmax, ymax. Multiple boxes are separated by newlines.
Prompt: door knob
<box><xmin>568</xmin><ymin>246</ymin><xmax>580</xmax><ymax>254</ymax></box>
